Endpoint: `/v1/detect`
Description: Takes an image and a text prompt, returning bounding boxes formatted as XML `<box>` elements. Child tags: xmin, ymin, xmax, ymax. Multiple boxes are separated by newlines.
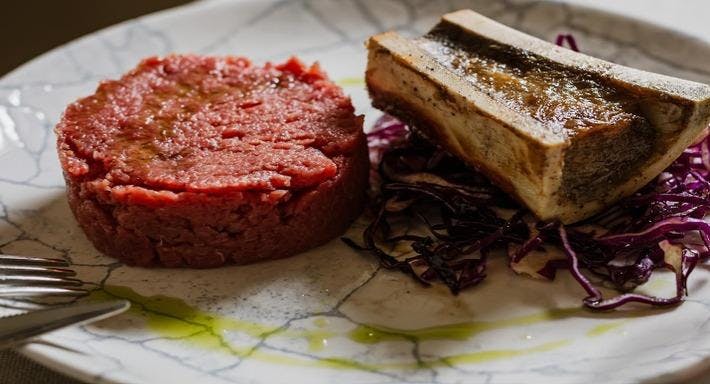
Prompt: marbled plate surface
<box><xmin>1</xmin><ymin>0</ymin><xmax>709</xmax><ymax>383</ymax></box>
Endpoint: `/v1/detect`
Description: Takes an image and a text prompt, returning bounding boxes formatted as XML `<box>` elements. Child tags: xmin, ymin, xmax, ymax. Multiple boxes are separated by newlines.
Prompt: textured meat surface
<box><xmin>58</xmin><ymin>55</ymin><xmax>362</xmax><ymax>194</ymax></box>
<box><xmin>56</xmin><ymin>55</ymin><xmax>368</xmax><ymax>267</ymax></box>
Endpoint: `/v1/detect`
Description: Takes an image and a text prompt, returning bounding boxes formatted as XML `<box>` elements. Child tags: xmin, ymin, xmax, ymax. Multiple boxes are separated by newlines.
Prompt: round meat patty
<box><xmin>56</xmin><ymin>55</ymin><xmax>369</xmax><ymax>267</ymax></box>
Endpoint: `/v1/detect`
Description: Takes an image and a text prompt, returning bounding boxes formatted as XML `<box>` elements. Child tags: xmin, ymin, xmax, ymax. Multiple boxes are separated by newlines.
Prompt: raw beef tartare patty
<box><xmin>56</xmin><ymin>55</ymin><xmax>368</xmax><ymax>267</ymax></box>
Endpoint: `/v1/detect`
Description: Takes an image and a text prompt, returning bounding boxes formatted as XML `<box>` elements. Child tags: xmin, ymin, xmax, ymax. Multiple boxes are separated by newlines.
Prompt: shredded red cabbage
<box><xmin>555</xmin><ymin>33</ymin><xmax>580</xmax><ymax>52</ymax></box>
<box><xmin>344</xmin><ymin>34</ymin><xmax>709</xmax><ymax>310</ymax></box>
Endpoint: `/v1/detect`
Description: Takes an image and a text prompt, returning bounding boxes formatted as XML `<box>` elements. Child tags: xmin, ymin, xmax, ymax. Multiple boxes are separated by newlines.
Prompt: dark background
<box><xmin>1</xmin><ymin>0</ymin><xmax>193</xmax><ymax>76</ymax></box>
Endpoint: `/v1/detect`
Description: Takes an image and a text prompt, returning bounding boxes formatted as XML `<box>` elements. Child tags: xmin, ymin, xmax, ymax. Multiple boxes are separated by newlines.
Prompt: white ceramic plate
<box><xmin>1</xmin><ymin>0</ymin><xmax>710</xmax><ymax>383</ymax></box>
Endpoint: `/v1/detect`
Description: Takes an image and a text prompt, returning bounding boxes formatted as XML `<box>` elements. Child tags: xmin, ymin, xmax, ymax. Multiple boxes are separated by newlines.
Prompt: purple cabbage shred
<box><xmin>343</xmin><ymin>32</ymin><xmax>709</xmax><ymax>310</ymax></box>
<box><xmin>556</xmin><ymin>33</ymin><xmax>580</xmax><ymax>52</ymax></box>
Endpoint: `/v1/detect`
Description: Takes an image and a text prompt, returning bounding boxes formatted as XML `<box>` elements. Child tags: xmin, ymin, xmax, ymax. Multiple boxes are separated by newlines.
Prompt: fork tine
<box><xmin>0</xmin><ymin>255</ymin><xmax>69</xmax><ymax>267</ymax></box>
<box><xmin>0</xmin><ymin>275</ymin><xmax>83</xmax><ymax>287</ymax></box>
<box><xmin>0</xmin><ymin>265</ymin><xmax>77</xmax><ymax>277</ymax></box>
<box><xmin>0</xmin><ymin>286</ymin><xmax>88</xmax><ymax>298</ymax></box>
<box><xmin>0</xmin><ymin>255</ymin><xmax>84</xmax><ymax>299</ymax></box>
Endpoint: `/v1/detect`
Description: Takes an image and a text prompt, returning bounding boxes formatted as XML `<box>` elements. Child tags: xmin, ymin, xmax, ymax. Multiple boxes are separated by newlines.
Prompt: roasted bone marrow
<box><xmin>366</xmin><ymin>9</ymin><xmax>710</xmax><ymax>223</ymax></box>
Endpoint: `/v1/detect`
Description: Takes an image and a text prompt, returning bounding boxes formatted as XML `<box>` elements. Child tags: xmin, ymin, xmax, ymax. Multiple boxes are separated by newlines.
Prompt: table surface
<box><xmin>1</xmin><ymin>0</ymin><xmax>708</xmax><ymax>383</ymax></box>
<box><xmin>0</xmin><ymin>0</ymin><xmax>192</xmax><ymax>77</ymax></box>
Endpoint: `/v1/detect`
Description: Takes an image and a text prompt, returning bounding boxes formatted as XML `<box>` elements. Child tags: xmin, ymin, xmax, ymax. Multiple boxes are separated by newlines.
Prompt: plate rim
<box><xmin>2</xmin><ymin>0</ymin><xmax>709</xmax><ymax>383</ymax></box>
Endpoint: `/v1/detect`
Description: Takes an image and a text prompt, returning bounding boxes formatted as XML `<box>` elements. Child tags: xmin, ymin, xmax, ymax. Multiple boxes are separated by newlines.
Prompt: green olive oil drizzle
<box><xmin>335</xmin><ymin>77</ymin><xmax>366</xmax><ymax>87</ymax></box>
<box><xmin>349</xmin><ymin>308</ymin><xmax>581</xmax><ymax>344</ymax></box>
<box><xmin>586</xmin><ymin>321</ymin><xmax>628</xmax><ymax>337</ymax></box>
<box><xmin>93</xmin><ymin>285</ymin><xmax>628</xmax><ymax>371</ymax></box>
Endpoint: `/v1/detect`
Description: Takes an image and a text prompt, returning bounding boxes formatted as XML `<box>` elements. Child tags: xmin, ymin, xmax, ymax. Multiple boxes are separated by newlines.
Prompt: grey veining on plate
<box><xmin>0</xmin><ymin>0</ymin><xmax>709</xmax><ymax>383</ymax></box>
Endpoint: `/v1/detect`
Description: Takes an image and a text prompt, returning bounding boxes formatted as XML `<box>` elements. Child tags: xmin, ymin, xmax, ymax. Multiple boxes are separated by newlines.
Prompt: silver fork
<box><xmin>0</xmin><ymin>254</ymin><xmax>88</xmax><ymax>298</ymax></box>
<box><xmin>0</xmin><ymin>254</ymin><xmax>129</xmax><ymax>350</ymax></box>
